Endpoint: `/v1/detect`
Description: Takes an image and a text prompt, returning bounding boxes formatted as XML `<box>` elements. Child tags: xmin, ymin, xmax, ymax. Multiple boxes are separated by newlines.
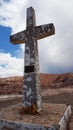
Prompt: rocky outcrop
<box><xmin>53</xmin><ymin>73</ymin><xmax>73</xmax><ymax>88</ymax></box>
<box><xmin>0</xmin><ymin>76</ymin><xmax>23</xmax><ymax>95</ymax></box>
<box><xmin>40</xmin><ymin>73</ymin><xmax>58</xmax><ymax>89</ymax></box>
<box><xmin>0</xmin><ymin>73</ymin><xmax>73</xmax><ymax>95</ymax></box>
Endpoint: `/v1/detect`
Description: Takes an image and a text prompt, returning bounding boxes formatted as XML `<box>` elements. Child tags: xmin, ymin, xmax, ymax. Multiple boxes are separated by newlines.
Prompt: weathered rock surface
<box><xmin>0</xmin><ymin>76</ymin><xmax>23</xmax><ymax>95</ymax></box>
<box><xmin>53</xmin><ymin>73</ymin><xmax>73</xmax><ymax>87</ymax></box>
<box><xmin>0</xmin><ymin>73</ymin><xmax>73</xmax><ymax>95</ymax></box>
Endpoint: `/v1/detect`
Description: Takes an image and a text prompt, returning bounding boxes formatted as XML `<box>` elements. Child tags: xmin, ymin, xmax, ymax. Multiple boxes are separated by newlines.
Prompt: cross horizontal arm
<box><xmin>34</xmin><ymin>23</ymin><xmax>55</xmax><ymax>40</ymax></box>
<box><xmin>10</xmin><ymin>30</ymin><xmax>26</xmax><ymax>44</ymax></box>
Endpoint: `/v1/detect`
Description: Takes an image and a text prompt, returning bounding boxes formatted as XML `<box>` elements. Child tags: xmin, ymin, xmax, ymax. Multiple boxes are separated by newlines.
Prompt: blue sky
<box><xmin>0</xmin><ymin>26</ymin><xmax>20</xmax><ymax>56</ymax></box>
<box><xmin>0</xmin><ymin>0</ymin><xmax>73</xmax><ymax>77</ymax></box>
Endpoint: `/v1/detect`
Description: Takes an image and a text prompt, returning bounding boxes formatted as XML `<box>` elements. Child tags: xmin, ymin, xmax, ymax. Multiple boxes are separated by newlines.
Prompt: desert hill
<box><xmin>54</xmin><ymin>73</ymin><xmax>73</xmax><ymax>85</ymax></box>
<box><xmin>0</xmin><ymin>73</ymin><xmax>73</xmax><ymax>95</ymax></box>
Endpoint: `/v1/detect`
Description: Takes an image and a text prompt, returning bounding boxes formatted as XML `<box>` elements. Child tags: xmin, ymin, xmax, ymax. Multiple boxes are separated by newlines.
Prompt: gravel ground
<box><xmin>0</xmin><ymin>103</ymin><xmax>67</xmax><ymax>127</ymax></box>
<box><xmin>42</xmin><ymin>92</ymin><xmax>73</xmax><ymax>106</ymax></box>
<box><xmin>0</xmin><ymin>91</ymin><xmax>73</xmax><ymax>108</ymax></box>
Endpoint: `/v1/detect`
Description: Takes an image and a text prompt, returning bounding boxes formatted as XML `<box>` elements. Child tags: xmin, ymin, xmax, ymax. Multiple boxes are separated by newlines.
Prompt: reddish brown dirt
<box><xmin>0</xmin><ymin>73</ymin><xmax>73</xmax><ymax>95</ymax></box>
<box><xmin>0</xmin><ymin>103</ymin><xmax>67</xmax><ymax>127</ymax></box>
<box><xmin>0</xmin><ymin>73</ymin><xmax>57</xmax><ymax>95</ymax></box>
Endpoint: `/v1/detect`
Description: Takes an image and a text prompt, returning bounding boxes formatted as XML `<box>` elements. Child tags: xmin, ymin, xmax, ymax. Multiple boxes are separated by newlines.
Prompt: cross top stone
<box><xmin>10</xmin><ymin>7</ymin><xmax>55</xmax><ymax>114</ymax></box>
<box><xmin>10</xmin><ymin>7</ymin><xmax>55</xmax><ymax>44</ymax></box>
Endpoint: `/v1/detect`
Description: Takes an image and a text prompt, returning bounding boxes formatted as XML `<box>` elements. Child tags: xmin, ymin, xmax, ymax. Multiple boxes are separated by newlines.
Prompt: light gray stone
<box><xmin>0</xmin><ymin>120</ymin><xmax>56</xmax><ymax>130</ymax></box>
<box><xmin>59</xmin><ymin>105</ymin><xmax>72</xmax><ymax>130</ymax></box>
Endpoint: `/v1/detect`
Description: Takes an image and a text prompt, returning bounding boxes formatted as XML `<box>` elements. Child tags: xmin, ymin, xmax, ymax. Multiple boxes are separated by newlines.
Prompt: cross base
<box><xmin>20</xmin><ymin>103</ymin><xmax>40</xmax><ymax>115</ymax></box>
<box><xmin>0</xmin><ymin>102</ymin><xmax>67</xmax><ymax>129</ymax></box>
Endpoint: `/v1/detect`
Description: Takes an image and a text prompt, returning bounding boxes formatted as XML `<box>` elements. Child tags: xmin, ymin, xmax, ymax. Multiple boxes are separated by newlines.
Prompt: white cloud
<box><xmin>37</xmin><ymin>0</ymin><xmax>73</xmax><ymax>73</ymax></box>
<box><xmin>0</xmin><ymin>0</ymin><xmax>27</xmax><ymax>33</ymax></box>
<box><xmin>0</xmin><ymin>52</ymin><xmax>24</xmax><ymax>78</ymax></box>
<box><xmin>0</xmin><ymin>0</ymin><xmax>73</xmax><ymax>77</ymax></box>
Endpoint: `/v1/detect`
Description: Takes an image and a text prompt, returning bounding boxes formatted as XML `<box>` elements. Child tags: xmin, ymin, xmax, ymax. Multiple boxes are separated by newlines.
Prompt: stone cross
<box><xmin>10</xmin><ymin>7</ymin><xmax>55</xmax><ymax>113</ymax></box>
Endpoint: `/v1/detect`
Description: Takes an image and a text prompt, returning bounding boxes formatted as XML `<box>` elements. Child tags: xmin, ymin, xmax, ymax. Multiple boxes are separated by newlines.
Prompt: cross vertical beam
<box><xmin>23</xmin><ymin>7</ymin><xmax>42</xmax><ymax>112</ymax></box>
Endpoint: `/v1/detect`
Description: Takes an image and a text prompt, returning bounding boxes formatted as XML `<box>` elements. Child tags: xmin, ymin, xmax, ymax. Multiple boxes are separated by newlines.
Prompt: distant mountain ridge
<box><xmin>0</xmin><ymin>73</ymin><xmax>73</xmax><ymax>95</ymax></box>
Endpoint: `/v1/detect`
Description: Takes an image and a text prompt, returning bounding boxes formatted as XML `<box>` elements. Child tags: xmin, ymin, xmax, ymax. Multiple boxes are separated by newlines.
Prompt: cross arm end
<box><xmin>34</xmin><ymin>23</ymin><xmax>55</xmax><ymax>40</ymax></box>
<box><xmin>10</xmin><ymin>35</ymin><xmax>25</xmax><ymax>44</ymax></box>
<box><xmin>10</xmin><ymin>30</ymin><xmax>26</xmax><ymax>45</ymax></box>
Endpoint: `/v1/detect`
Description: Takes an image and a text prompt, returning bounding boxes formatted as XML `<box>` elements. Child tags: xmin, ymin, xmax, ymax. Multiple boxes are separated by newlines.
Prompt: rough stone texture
<box><xmin>59</xmin><ymin>105</ymin><xmax>72</xmax><ymax>130</ymax></box>
<box><xmin>10</xmin><ymin>6</ymin><xmax>55</xmax><ymax>112</ymax></box>
<box><xmin>0</xmin><ymin>120</ymin><xmax>58</xmax><ymax>130</ymax></box>
<box><xmin>69</xmin><ymin>107</ymin><xmax>73</xmax><ymax>130</ymax></box>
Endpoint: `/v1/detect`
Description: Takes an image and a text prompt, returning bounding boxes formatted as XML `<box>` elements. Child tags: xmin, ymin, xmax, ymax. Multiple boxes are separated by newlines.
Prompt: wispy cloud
<box><xmin>0</xmin><ymin>0</ymin><xmax>27</xmax><ymax>32</ymax></box>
